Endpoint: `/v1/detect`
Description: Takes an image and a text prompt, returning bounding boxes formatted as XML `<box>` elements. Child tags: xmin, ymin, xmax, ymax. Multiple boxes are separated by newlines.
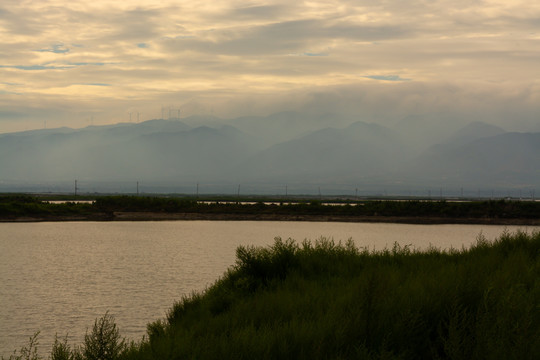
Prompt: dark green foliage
<box><xmin>93</xmin><ymin>196</ymin><xmax>198</xmax><ymax>213</ymax></box>
<box><xmin>92</xmin><ymin>197</ymin><xmax>540</xmax><ymax>219</ymax></box>
<box><xmin>233</xmin><ymin>238</ymin><xmax>299</xmax><ymax>288</ymax></box>
<box><xmin>0</xmin><ymin>195</ymin><xmax>93</xmax><ymax>218</ymax></box>
<box><xmin>50</xmin><ymin>335</ymin><xmax>73</xmax><ymax>360</ymax></box>
<box><xmin>0</xmin><ymin>195</ymin><xmax>41</xmax><ymax>204</ymax></box>
<box><xmin>116</xmin><ymin>231</ymin><xmax>539</xmax><ymax>360</ymax></box>
<box><xmin>3</xmin><ymin>194</ymin><xmax>540</xmax><ymax>221</ymax></box>
<box><xmin>81</xmin><ymin>312</ymin><xmax>125</xmax><ymax>360</ymax></box>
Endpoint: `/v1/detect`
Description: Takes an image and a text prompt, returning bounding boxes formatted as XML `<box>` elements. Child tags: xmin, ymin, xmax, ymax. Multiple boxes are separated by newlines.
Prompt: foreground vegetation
<box><xmin>6</xmin><ymin>231</ymin><xmax>539</xmax><ymax>359</ymax></box>
<box><xmin>2</xmin><ymin>194</ymin><xmax>540</xmax><ymax>223</ymax></box>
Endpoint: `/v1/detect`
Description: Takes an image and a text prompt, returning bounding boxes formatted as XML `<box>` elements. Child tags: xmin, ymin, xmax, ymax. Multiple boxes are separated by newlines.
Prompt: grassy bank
<box><xmin>0</xmin><ymin>195</ymin><xmax>95</xmax><ymax>219</ymax></box>
<box><xmin>2</xmin><ymin>194</ymin><xmax>540</xmax><ymax>224</ymax></box>
<box><xmin>7</xmin><ymin>231</ymin><xmax>539</xmax><ymax>359</ymax></box>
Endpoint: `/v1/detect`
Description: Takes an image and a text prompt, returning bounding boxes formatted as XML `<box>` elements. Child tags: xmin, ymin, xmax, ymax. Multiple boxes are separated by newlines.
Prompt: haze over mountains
<box><xmin>1</xmin><ymin>112</ymin><xmax>538</xmax><ymax>196</ymax></box>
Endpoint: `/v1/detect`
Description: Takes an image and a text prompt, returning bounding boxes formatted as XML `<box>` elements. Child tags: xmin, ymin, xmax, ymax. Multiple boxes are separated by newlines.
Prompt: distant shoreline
<box><xmin>3</xmin><ymin>196</ymin><xmax>540</xmax><ymax>226</ymax></box>
<box><xmin>3</xmin><ymin>211</ymin><xmax>540</xmax><ymax>226</ymax></box>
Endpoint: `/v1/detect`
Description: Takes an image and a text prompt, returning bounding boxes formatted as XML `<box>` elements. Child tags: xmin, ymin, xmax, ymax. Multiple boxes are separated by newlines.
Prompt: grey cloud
<box><xmin>0</xmin><ymin>6</ymin><xmax>45</xmax><ymax>35</ymax></box>
<box><xmin>68</xmin><ymin>62</ymin><xmax>108</xmax><ymax>66</ymax></box>
<box><xmin>364</xmin><ymin>75</ymin><xmax>410</xmax><ymax>81</ymax></box>
<box><xmin>173</xmin><ymin>35</ymin><xmax>196</xmax><ymax>39</ymax></box>
<box><xmin>303</xmin><ymin>82</ymin><xmax>540</xmax><ymax>128</ymax></box>
<box><xmin>166</xmin><ymin>19</ymin><xmax>412</xmax><ymax>56</ymax></box>
<box><xmin>254</xmin><ymin>19</ymin><xmax>412</xmax><ymax>42</ymax></box>
<box><xmin>0</xmin><ymin>110</ymin><xmax>26</xmax><ymax>119</ymax></box>
<box><xmin>36</xmin><ymin>44</ymin><xmax>70</xmax><ymax>54</ymax></box>
<box><xmin>0</xmin><ymin>62</ymin><xmax>108</xmax><ymax>71</ymax></box>
<box><xmin>303</xmin><ymin>52</ymin><xmax>329</xmax><ymax>56</ymax></box>
<box><xmin>63</xmin><ymin>66</ymin><xmax>169</xmax><ymax>85</ymax></box>
<box><xmin>40</xmin><ymin>6</ymin><xmax>164</xmax><ymax>48</ymax></box>
<box><xmin>93</xmin><ymin>8</ymin><xmax>163</xmax><ymax>43</ymax></box>
<box><xmin>0</xmin><ymin>64</ymin><xmax>71</xmax><ymax>70</ymax></box>
<box><xmin>328</xmin><ymin>23</ymin><xmax>413</xmax><ymax>41</ymax></box>
<box><xmin>1</xmin><ymin>0</ymin><xmax>538</xmax><ymax>136</ymax></box>
<box><xmin>80</xmin><ymin>83</ymin><xmax>111</xmax><ymax>87</ymax></box>
<box><xmin>226</xmin><ymin>5</ymin><xmax>289</xmax><ymax>20</ymax></box>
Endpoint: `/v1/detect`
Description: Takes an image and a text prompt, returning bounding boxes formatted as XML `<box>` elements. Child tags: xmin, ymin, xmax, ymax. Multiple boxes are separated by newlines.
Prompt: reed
<box><xmin>4</xmin><ymin>230</ymin><xmax>539</xmax><ymax>359</ymax></box>
<box><xmin>126</xmin><ymin>230</ymin><xmax>540</xmax><ymax>359</ymax></box>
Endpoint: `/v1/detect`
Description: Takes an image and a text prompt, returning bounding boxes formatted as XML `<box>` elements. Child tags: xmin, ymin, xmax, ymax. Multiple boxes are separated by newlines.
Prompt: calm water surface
<box><xmin>0</xmin><ymin>221</ymin><xmax>536</xmax><ymax>355</ymax></box>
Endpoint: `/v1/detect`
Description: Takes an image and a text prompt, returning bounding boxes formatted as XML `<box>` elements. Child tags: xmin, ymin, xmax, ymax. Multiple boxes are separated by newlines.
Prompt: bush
<box><xmin>50</xmin><ymin>335</ymin><xmax>73</xmax><ymax>360</ymax></box>
<box><xmin>81</xmin><ymin>312</ymin><xmax>125</xmax><ymax>360</ymax></box>
<box><xmin>2</xmin><ymin>332</ymin><xmax>41</xmax><ymax>360</ymax></box>
<box><xmin>234</xmin><ymin>237</ymin><xmax>299</xmax><ymax>288</ymax></box>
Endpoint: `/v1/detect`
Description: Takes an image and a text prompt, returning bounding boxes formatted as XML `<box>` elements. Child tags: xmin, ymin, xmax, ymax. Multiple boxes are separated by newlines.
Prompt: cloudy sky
<box><xmin>0</xmin><ymin>0</ymin><xmax>539</xmax><ymax>133</ymax></box>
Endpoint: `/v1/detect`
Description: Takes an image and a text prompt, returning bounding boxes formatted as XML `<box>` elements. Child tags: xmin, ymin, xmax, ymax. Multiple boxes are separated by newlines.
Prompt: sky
<box><xmin>0</xmin><ymin>0</ymin><xmax>539</xmax><ymax>133</ymax></box>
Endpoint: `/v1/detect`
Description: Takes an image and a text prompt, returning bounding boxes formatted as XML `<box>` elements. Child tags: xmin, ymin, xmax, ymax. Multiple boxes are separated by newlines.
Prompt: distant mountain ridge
<box><xmin>441</xmin><ymin>121</ymin><xmax>506</xmax><ymax>147</ymax></box>
<box><xmin>238</xmin><ymin>121</ymin><xmax>408</xmax><ymax>183</ymax></box>
<box><xmin>1</xmin><ymin>112</ymin><xmax>538</xmax><ymax>193</ymax></box>
<box><xmin>400</xmin><ymin>132</ymin><xmax>540</xmax><ymax>187</ymax></box>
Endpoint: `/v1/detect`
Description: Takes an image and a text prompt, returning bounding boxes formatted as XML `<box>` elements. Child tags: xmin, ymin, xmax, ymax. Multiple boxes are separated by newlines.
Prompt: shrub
<box><xmin>50</xmin><ymin>335</ymin><xmax>73</xmax><ymax>360</ymax></box>
<box><xmin>2</xmin><ymin>332</ymin><xmax>41</xmax><ymax>360</ymax></box>
<box><xmin>81</xmin><ymin>312</ymin><xmax>125</xmax><ymax>360</ymax></box>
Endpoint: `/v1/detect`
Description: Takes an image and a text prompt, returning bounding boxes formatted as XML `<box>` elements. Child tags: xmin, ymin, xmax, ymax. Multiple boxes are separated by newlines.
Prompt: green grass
<box><xmin>5</xmin><ymin>231</ymin><xmax>540</xmax><ymax>359</ymax></box>
<box><xmin>0</xmin><ymin>195</ymin><xmax>94</xmax><ymax>218</ymax></box>
<box><xmin>126</xmin><ymin>231</ymin><xmax>539</xmax><ymax>359</ymax></box>
<box><xmin>3</xmin><ymin>194</ymin><xmax>540</xmax><ymax>221</ymax></box>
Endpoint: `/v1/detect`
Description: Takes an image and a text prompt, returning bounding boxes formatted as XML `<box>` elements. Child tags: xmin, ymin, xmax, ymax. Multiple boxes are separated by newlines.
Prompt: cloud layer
<box><xmin>0</xmin><ymin>0</ymin><xmax>539</xmax><ymax>132</ymax></box>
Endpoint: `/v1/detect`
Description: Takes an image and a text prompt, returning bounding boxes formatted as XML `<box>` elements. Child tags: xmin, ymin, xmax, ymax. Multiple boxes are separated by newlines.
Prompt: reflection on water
<box><xmin>0</xmin><ymin>221</ymin><xmax>536</xmax><ymax>355</ymax></box>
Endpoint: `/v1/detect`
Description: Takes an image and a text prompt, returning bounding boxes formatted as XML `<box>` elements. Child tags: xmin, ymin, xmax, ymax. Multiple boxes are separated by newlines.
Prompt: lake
<box><xmin>0</xmin><ymin>221</ymin><xmax>536</xmax><ymax>355</ymax></box>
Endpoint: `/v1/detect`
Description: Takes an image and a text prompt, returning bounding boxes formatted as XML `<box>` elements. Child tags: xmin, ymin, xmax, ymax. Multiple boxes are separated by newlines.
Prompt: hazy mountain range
<box><xmin>1</xmin><ymin>112</ymin><xmax>538</xmax><ymax>195</ymax></box>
